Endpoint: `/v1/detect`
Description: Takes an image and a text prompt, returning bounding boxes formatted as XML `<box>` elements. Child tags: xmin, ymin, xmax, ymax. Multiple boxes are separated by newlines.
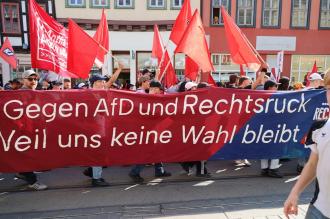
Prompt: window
<box><xmin>174</xmin><ymin>54</ymin><xmax>185</xmax><ymax>81</ymax></box>
<box><xmin>66</xmin><ymin>0</ymin><xmax>86</xmax><ymax>7</ymax></box>
<box><xmin>148</xmin><ymin>0</ymin><xmax>166</xmax><ymax>9</ymax></box>
<box><xmin>211</xmin><ymin>0</ymin><xmax>230</xmax><ymax>25</ymax></box>
<box><xmin>262</xmin><ymin>0</ymin><xmax>280</xmax><ymax>27</ymax></box>
<box><xmin>320</xmin><ymin>0</ymin><xmax>330</xmax><ymax>28</ymax></box>
<box><xmin>172</xmin><ymin>0</ymin><xmax>184</xmax><ymax>9</ymax></box>
<box><xmin>236</xmin><ymin>0</ymin><xmax>255</xmax><ymax>26</ymax></box>
<box><xmin>290</xmin><ymin>55</ymin><xmax>330</xmax><ymax>83</ymax></box>
<box><xmin>1</xmin><ymin>3</ymin><xmax>21</xmax><ymax>34</ymax></box>
<box><xmin>115</xmin><ymin>0</ymin><xmax>134</xmax><ymax>8</ymax></box>
<box><xmin>91</xmin><ymin>0</ymin><xmax>110</xmax><ymax>8</ymax></box>
<box><xmin>291</xmin><ymin>0</ymin><xmax>310</xmax><ymax>28</ymax></box>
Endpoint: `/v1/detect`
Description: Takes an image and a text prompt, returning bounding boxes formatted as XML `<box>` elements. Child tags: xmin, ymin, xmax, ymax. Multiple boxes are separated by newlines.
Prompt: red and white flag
<box><xmin>93</xmin><ymin>9</ymin><xmax>109</xmax><ymax>68</ymax></box>
<box><xmin>0</xmin><ymin>37</ymin><xmax>17</xmax><ymax>69</ymax></box>
<box><xmin>29</xmin><ymin>0</ymin><xmax>78</xmax><ymax>78</ymax></box>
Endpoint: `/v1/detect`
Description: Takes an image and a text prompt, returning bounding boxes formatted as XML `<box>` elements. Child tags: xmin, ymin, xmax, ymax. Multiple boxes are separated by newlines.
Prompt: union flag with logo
<box><xmin>0</xmin><ymin>37</ymin><xmax>17</xmax><ymax>69</ymax></box>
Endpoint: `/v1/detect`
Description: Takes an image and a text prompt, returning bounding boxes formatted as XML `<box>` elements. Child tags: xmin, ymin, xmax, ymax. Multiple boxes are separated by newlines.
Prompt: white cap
<box><xmin>22</xmin><ymin>69</ymin><xmax>39</xmax><ymax>78</ymax></box>
<box><xmin>309</xmin><ymin>73</ymin><xmax>323</xmax><ymax>81</ymax></box>
<box><xmin>78</xmin><ymin>82</ymin><xmax>87</xmax><ymax>88</ymax></box>
<box><xmin>185</xmin><ymin>82</ymin><xmax>198</xmax><ymax>91</ymax></box>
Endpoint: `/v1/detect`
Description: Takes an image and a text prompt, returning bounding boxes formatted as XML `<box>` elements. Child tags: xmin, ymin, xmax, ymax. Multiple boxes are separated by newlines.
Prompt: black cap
<box><xmin>264</xmin><ymin>80</ymin><xmax>280</xmax><ymax>90</ymax></box>
<box><xmin>149</xmin><ymin>80</ymin><xmax>163</xmax><ymax>90</ymax></box>
<box><xmin>52</xmin><ymin>81</ymin><xmax>63</xmax><ymax>86</ymax></box>
<box><xmin>89</xmin><ymin>74</ymin><xmax>107</xmax><ymax>84</ymax></box>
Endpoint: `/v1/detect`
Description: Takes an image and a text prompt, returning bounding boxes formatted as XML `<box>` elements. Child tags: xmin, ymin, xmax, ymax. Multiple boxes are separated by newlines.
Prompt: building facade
<box><xmin>54</xmin><ymin>0</ymin><xmax>201</xmax><ymax>85</ymax></box>
<box><xmin>202</xmin><ymin>0</ymin><xmax>330</xmax><ymax>82</ymax></box>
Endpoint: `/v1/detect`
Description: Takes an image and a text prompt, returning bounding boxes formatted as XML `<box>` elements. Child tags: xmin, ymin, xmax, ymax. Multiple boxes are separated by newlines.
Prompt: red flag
<box><xmin>93</xmin><ymin>9</ymin><xmax>109</xmax><ymax>68</ymax></box>
<box><xmin>152</xmin><ymin>25</ymin><xmax>164</xmax><ymax>60</ymax></box>
<box><xmin>162</xmin><ymin>51</ymin><xmax>178</xmax><ymax>88</ymax></box>
<box><xmin>0</xmin><ymin>37</ymin><xmax>17</xmax><ymax>69</ymax></box>
<box><xmin>152</xmin><ymin>25</ymin><xmax>178</xmax><ymax>87</ymax></box>
<box><xmin>185</xmin><ymin>56</ymin><xmax>199</xmax><ymax>81</ymax></box>
<box><xmin>221</xmin><ymin>7</ymin><xmax>261</xmax><ymax>72</ymax></box>
<box><xmin>208</xmin><ymin>73</ymin><xmax>216</xmax><ymax>86</ymax></box>
<box><xmin>306</xmin><ymin>61</ymin><xmax>317</xmax><ymax>86</ymax></box>
<box><xmin>169</xmin><ymin>0</ymin><xmax>192</xmax><ymax>45</ymax></box>
<box><xmin>175</xmin><ymin>10</ymin><xmax>214</xmax><ymax>73</ymax></box>
<box><xmin>67</xmin><ymin>19</ymin><xmax>99</xmax><ymax>79</ymax></box>
<box><xmin>239</xmin><ymin>64</ymin><xmax>245</xmax><ymax>76</ymax></box>
<box><xmin>29</xmin><ymin>0</ymin><xmax>78</xmax><ymax>78</ymax></box>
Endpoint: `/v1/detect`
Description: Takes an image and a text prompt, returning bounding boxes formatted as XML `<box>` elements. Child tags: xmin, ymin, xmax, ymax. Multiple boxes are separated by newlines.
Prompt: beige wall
<box><xmin>55</xmin><ymin>0</ymin><xmax>200</xmax><ymax>20</ymax></box>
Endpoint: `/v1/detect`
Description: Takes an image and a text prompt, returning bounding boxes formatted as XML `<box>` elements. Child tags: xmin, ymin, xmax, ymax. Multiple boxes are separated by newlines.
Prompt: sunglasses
<box><xmin>25</xmin><ymin>77</ymin><xmax>38</xmax><ymax>82</ymax></box>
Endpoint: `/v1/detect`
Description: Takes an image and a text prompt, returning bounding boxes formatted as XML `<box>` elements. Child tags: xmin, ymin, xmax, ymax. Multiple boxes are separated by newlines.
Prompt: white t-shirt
<box><xmin>307</xmin><ymin>120</ymin><xmax>330</xmax><ymax>218</ymax></box>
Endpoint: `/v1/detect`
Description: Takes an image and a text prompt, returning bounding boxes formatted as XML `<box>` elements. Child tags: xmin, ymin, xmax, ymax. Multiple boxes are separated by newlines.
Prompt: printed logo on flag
<box><xmin>3</xmin><ymin>48</ymin><xmax>14</xmax><ymax>56</ymax></box>
<box><xmin>34</xmin><ymin>11</ymin><xmax>68</xmax><ymax>71</ymax></box>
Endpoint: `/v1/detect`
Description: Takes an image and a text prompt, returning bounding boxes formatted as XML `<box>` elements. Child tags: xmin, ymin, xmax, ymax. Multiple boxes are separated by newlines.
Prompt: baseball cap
<box><xmin>22</xmin><ymin>69</ymin><xmax>39</xmax><ymax>78</ymax></box>
<box><xmin>149</xmin><ymin>80</ymin><xmax>163</xmax><ymax>90</ymax></box>
<box><xmin>89</xmin><ymin>74</ymin><xmax>107</xmax><ymax>84</ymax></box>
<box><xmin>185</xmin><ymin>82</ymin><xmax>197</xmax><ymax>91</ymax></box>
<box><xmin>309</xmin><ymin>73</ymin><xmax>323</xmax><ymax>81</ymax></box>
<box><xmin>264</xmin><ymin>80</ymin><xmax>280</xmax><ymax>90</ymax></box>
<box><xmin>52</xmin><ymin>81</ymin><xmax>63</xmax><ymax>86</ymax></box>
<box><xmin>77</xmin><ymin>82</ymin><xmax>88</xmax><ymax>89</ymax></box>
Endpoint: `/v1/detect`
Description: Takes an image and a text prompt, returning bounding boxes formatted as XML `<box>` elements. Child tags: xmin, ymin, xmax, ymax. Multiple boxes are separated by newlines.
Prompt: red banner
<box><xmin>0</xmin><ymin>88</ymin><xmax>325</xmax><ymax>172</ymax></box>
<box><xmin>29</xmin><ymin>0</ymin><xmax>77</xmax><ymax>78</ymax></box>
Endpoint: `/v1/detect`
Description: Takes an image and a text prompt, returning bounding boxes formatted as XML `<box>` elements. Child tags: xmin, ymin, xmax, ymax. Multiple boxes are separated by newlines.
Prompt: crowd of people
<box><xmin>1</xmin><ymin>65</ymin><xmax>329</xmax><ymax>218</ymax></box>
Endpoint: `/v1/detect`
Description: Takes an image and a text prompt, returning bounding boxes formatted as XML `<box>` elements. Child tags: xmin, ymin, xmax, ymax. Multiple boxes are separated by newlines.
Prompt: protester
<box><xmin>15</xmin><ymin>69</ymin><xmax>48</xmax><ymax>191</ymax></box>
<box><xmin>83</xmin><ymin>74</ymin><xmax>110</xmax><ymax>187</ymax></box>
<box><xmin>4</xmin><ymin>79</ymin><xmax>21</xmax><ymax>90</ymax></box>
<box><xmin>284</xmin><ymin>69</ymin><xmax>330</xmax><ymax>218</ymax></box>
<box><xmin>129</xmin><ymin>80</ymin><xmax>172</xmax><ymax>183</ymax></box>
<box><xmin>41</xmin><ymin>80</ymin><xmax>50</xmax><ymax>90</ymax></box>
<box><xmin>260</xmin><ymin>80</ymin><xmax>283</xmax><ymax>178</ymax></box>
<box><xmin>307</xmin><ymin>73</ymin><xmax>323</xmax><ymax>89</ymax></box>
<box><xmin>51</xmin><ymin>81</ymin><xmax>63</xmax><ymax>90</ymax></box>
<box><xmin>278</xmin><ymin>77</ymin><xmax>290</xmax><ymax>91</ymax></box>
<box><xmin>292</xmin><ymin>82</ymin><xmax>305</xmax><ymax>90</ymax></box>
<box><xmin>225</xmin><ymin>74</ymin><xmax>239</xmax><ymax>88</ymax></box>
<box><xmin>136</xmin><ymin>75</ymin><xmax>151</xmax><ymax>93</ymax></box>
<box><xmin>63</xmin><ymin>78</ymin><xmax>71</xmax><ymax>90</ymax></box>
<box><xmin>185</xmin><ymin>81</ymin><xmax>197</xmax><ymax>91</ymax></box>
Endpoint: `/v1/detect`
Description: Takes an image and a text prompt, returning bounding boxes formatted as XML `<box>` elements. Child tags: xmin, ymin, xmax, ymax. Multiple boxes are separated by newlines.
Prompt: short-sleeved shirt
<box><xmin>306</xmin><ymin>120</ymin><xmax>330</xmax><ymax>218</ymax></box>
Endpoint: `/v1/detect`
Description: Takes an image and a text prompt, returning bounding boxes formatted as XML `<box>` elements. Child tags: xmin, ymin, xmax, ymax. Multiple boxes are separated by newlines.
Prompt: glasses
<box><xmin>25</xmin><ymin>77</ymin><xmax>38</xmax><ymax>82</ymax></box>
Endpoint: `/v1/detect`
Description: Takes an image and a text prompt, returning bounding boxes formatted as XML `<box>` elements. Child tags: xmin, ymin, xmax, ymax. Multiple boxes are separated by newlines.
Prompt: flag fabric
<box><xmin>185</xmin><ymin>56</ymin><xmax>199</xmax><ymax>81</ymax></box>
<box><xmin>93</xmin><ymin>9</ymin><xmax>109</xmax><ymax>68</ymax></box>
<box><xmin>239</xmin><ymin>64</ymin><xmax>246</xmax><ymax>76</ymax></box>
<box><xmin>271</xmin><ymin>68</ymin><xmax>278</xmax><ymax>82</ymax></box>
<box><xmin>29</xmin><ymin>0</ymin><xmax>78</xmax><ymax>78</ymax></box>
<box><xmin>208</xmin><ymin>72</ymin><xmax>216</xmax><ymax>86</ymax></box>
<box><xmin>152</xmin><ymin>25</ymin><xmax>178</xmax><ymax>88</ymax></box>
<box><xmin>174</xmin><ymin>10</ymin><xmax>214</xmax><ymax>73</ymax></box>
<box><xmin>161</xmin><ymin>51</ymin><xmax>178</xmax><ymax>88</ymax></box>
<box><xmin>221</xmin><ymin>6</ymin><xmax>261</xmax><ymax>72</ymax></box>
<box><xmin>169</xmin><ymin>0</ymin><xmax>192</xmax><ymax>45</ymax></box>
<box><xmin>67</xmin><ymin>19</ymin><xmax>99</xmax><ymax>79</ymax></box>
<box><xmin>152</xmin><ymin>25</ymin><xmax>164</xmax><ymax>61</ymax></box>
<box><xmin>306</xmin><ymin>61</ymin><xmax>318</xmax><ymax>87</ymax></box>
<box><xmin>0</xmin><ymin>37</ymin><xmax>17</xmax><ymax>69</ymax></box>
